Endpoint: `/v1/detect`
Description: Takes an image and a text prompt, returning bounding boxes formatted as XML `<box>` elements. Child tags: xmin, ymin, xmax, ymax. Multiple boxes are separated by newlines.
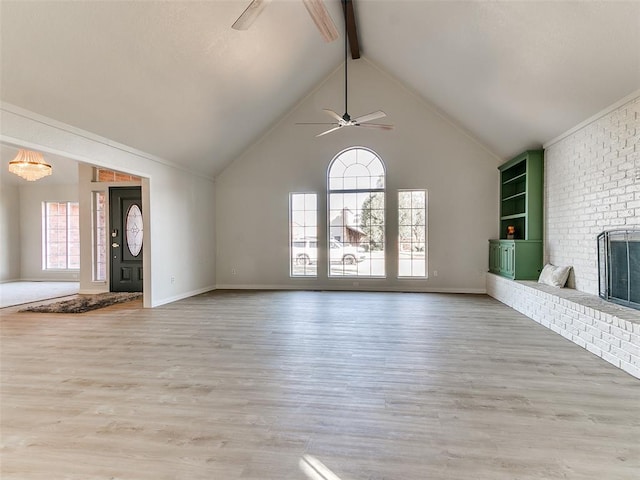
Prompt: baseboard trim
<box><xmin>150</xmin><ymin>285</ymin><xmax>217</xmax><ymax>308</ymax></box>
<box><xmin>214</xmin><ymin>284</ymin><xmax>486</xmax><ymax>294</ymax></box>
<box><xmin>78</xmin><ymin>288</ymin><xmax>110</xmax><ymax>295</ymax></box>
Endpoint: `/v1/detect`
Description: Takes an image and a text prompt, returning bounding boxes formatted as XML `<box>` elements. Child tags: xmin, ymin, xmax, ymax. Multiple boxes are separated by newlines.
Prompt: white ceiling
<box><xmin>1</xmin><ymin>1</ymin><xmax>639</xmax><ymax>178</ymax></box>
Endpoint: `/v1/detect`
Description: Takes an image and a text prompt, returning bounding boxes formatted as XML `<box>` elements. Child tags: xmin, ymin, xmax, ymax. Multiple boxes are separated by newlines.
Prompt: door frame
<box><xmin>109</xmin><ymin>186</ymin><xmax>144</xmax><ymax>292</ymax></box>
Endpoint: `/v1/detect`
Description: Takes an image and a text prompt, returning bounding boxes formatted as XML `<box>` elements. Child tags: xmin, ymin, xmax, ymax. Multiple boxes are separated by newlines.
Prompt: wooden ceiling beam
<box><xmin>342</xmin><ymin>0</ymin><xmax>360</xmax><ymax>59</ymax></box>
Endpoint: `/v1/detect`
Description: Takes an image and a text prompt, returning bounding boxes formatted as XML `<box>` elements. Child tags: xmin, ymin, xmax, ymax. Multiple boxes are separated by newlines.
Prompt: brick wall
<box><xmin>544</xmin><ymin>95</ymin><xmax>640</xmax><ymax>295</ymax></box>
<box><xmin>487</xmin><ymin>273</ymin><xmax>640</xmax><ymax>379</ymax></box>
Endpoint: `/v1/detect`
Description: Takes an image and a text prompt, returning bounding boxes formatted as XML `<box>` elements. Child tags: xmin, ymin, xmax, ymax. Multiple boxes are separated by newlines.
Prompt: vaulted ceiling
<box><xmin>1</xmin><ymin>1</ymin><xmax>639</xmax><ymax>178</ymax></box>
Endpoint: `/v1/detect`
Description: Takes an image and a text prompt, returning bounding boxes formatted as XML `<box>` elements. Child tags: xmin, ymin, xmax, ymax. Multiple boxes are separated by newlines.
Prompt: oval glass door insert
<box><xmin>126</xmin><ymin>204</ymin><xmax>143</xmax><ymax>257</ymax></box>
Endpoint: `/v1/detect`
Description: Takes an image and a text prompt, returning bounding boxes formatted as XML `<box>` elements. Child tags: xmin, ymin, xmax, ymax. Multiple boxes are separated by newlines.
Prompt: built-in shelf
<box><xmin>501</xmin><ymin>213</ymin><xmax>526</xmax><ymax>220</ymax></box>
<box><xmin>502</xmin><ymin>192</ymin><xmax>526</xmax><ymax>202</ymax></box>
<box><xmin>490</xmin><ymin>150</ymin><xmax>544</xmax><ymax>280</ymax></box>
<box><xmin>502</xmin><ymin>172</ymin><xmax>527</xmax><ymax>185</ymax></box>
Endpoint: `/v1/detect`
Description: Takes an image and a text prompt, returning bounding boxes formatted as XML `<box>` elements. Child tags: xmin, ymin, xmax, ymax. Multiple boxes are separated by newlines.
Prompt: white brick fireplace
<box><xmin>544</xmin><ymin>93</ymin><xmax>640</xmax><ymax>293</ymax></box>
<box><xmin>488</xmin><ymin>92</ymin><xmax>640</xmax><ymax>379</ymax></box>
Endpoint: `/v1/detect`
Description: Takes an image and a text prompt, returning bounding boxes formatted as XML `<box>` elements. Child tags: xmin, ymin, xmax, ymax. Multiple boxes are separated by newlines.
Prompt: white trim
<box><xmin>215</xmin><ymin>284</ymin><xmax>486</xmax><ymax>294</ymax></box>
<box><xmin>78</xmin><ymin>288</ymin><xmax>110</xmax><ymax>295</ymax></box>
<box><xmin>544</xmin><ymin>89</ymin><xmax>640</xmax><ymax>149</ymax></box>
<box><xmin>0</xmin><ymin>103</ymin><xmax>214</xmax><ymax>181</ymax></box>
<box><xmin>1</xmin><ymin>133</ymin><xmax>148</xmax><ymax>180</ymax></box>
<box><xmin>150</xmin><ymin>285</ymin><xmax>217</xmax><ymax>308</ymax></box>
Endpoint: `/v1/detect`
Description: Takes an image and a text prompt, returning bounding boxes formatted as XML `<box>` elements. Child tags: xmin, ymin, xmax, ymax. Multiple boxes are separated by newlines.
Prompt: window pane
<box><xmin>398</xmin><ymin>190</ymin><xmax>427</xmax><ymax>278</ymax></box>
<box><xmin>93</xmin><ymin>192</ymin><xmax>107</xmax><ymax>281</ymax></box>
<box><xmin>291</xmin><ymin>195</ymin><xmax>305</xmax><ymax>210</ymax></box>
<box><xmin>290</xmin><ymin>193</ymin><xmax>317</xmax><ymax>277</ymax></box>
<box><xmin>44</xmin><ymin>201</ymin><xmax>80</xmax><ymax>270</ymax></box>
<box><xmin>328</xmin><ymin>148</ymin><xmax>386</xmax><ymax>278</ymax></box>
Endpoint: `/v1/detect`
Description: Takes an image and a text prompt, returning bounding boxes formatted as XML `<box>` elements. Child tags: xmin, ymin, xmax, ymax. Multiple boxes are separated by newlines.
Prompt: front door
<box><xmin>109</xmin><ymin>187</ymin><xmax>143</xmax><ymax>292</ymax></box>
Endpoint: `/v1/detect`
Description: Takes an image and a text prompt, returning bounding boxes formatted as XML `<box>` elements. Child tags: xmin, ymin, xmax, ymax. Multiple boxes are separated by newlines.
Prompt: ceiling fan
<box><xmin>297</xmin><ymin>0</ymin><xmax>394</xmax><ymax>137</ymax></box>
<box><xmin>232</xmin><ymin>0</ymin><xmax>339</xmax><ymax>43</ymax></box>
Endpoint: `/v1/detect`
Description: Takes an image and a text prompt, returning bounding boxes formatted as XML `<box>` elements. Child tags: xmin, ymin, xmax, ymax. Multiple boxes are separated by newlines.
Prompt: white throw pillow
<box><xmin>538</xmin><ymin>264</ymin><xmax>555</xmax><ymax>285</ymax></box>
<box><xmin>538</xmin><ymin>264</ymin><xmax>571</xmax><ymax>288</ymax></box>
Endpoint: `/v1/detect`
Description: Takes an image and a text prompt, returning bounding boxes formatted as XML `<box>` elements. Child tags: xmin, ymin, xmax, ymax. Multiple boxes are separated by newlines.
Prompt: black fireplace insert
<box><xmin>598</xmin><ymin>230</ymin><xmax>640</xmax><ymax>311</ymax></box>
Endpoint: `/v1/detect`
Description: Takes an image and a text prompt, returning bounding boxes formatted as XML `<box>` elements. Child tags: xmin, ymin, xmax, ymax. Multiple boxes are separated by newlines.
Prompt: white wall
<box><xmin>215</xmin><ymin>59</ymin><xmax>501</xmax><ymax>292</ymax></box>
<box><xmin>544</xmin><ymin>93</ymin><xmax>640</xmax><ymax>294</ymax></box>
<box><xmin>1</xmin><ymin>104</ymin><xmax>216</xmax><ymax>307</ymax></box>
<box><xmin>18</xmin><ymin>183</ymin><xmax>79</xmax><ymax>281</ymax></box>
<box><xmin>0</xmin><ymin>182</ymin><xmax>21</xmax><ymax>281</ymax></box>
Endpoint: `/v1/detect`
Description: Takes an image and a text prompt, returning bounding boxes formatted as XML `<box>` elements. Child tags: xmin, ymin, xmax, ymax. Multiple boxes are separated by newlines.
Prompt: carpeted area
<box><xmin>0</xmin><ymin>282</ymin><xmax>80</xmax><ymax>308</ymax></box>
<box><xmin>20</xmin><ymin>292</ymin><xmax>142</xmax><ymax>313</ymax></box>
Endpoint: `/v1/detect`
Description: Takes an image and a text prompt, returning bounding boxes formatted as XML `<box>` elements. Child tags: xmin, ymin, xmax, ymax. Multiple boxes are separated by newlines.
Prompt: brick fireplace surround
<box><xmin>487</xmin><ymin>92</ymin><xmax>640</xmax><ymax>379</ymax></box>
<box><xmin>487</xmin><ymin>274</ymin><xmax>639</xmax><ymax>378</ymax></box>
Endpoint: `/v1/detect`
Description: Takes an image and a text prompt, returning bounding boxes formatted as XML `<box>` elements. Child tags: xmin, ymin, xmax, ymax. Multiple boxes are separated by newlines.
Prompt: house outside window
<box><xmin>328</xmin><ymin>147</ymin><xmax>385</xmax><ymax>277</ymax></box>
<box><xmin>43</xmin><ymin>201</ymin><xmax>80</xmax><ymax>270</ymax></box>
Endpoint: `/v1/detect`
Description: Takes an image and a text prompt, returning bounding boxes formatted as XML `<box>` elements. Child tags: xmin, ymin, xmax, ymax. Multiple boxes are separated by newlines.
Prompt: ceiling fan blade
<box><xmin>352</xmin><ymin>110</ymin><xmax>386</xmax><ymax>124</ymax></box>
<box><xmin>232</xmin><ymin>0</ymin><xmax>272</xmax><ymax>30</ymax></box>
<box><xmin>356</xmin><ymin>123</ymin><xmax>395</xmax><ymax>130</ymax></box>
<box><xmin>296</xmin><ymin>122</ymin><xmax>339</xmax><ymax>126</ymax></box>
<box><xmin>302</xmin><ymin>0</ymin><xmax>339</xmax><ymax>42</ymax></box>
<box><xmin>316</xmin><ymin>126</ymin><xmax>343</xmax><ymax>137</ymax></box>
<box><xmin>323</xmin><ymin>109</ymin><xmax>344</xmax><ymax>122</ymax></box>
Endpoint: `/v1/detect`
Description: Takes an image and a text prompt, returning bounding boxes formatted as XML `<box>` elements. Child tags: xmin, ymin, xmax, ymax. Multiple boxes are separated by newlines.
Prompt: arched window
<box><xmin>327</xmin><ymin>147</ymin><xmax>385</xmax><ymax>277</ymax></box>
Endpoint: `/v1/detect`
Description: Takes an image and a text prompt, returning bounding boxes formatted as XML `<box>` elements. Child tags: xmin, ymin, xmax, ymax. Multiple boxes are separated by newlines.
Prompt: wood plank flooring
<box><xmin>1</xmin><ymin>290</ymin><xmax>638</xmax><ymax>479</ymax></box>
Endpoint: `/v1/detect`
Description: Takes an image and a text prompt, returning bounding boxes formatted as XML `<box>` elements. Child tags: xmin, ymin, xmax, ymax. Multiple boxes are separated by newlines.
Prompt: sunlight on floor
<box><xmin>300</xmin><ymin>455</ymin><xmax>343</xmax><ymax>480</ymax></box>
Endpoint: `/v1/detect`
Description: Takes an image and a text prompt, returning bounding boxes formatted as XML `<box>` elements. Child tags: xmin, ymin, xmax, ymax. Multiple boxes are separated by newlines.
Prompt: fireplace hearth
<box><xmin>598</xmin><ymin>230</ymin><xmax>640</xmax><ymax>311</ymax></box>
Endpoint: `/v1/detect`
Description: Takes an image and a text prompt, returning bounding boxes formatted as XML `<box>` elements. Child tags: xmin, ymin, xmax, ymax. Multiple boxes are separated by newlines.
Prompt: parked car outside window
<box><xmin>292</xmin><ymin>237</ymin><xmax>366</xmax><ymax>265</ymax></box>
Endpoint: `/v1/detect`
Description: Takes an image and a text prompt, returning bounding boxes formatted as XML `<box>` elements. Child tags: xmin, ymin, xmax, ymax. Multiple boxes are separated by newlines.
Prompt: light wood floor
<box><xmin>1</xmin><ymin>291</ymin><xmax>638</xmax><ymax>479</ymax></box>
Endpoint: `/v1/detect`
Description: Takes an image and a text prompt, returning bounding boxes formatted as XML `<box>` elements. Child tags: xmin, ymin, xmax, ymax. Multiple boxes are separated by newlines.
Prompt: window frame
<box><xmin>397</xmin><ymin>189</ymin><xmax>428</xmax><ymax>278</ymax></box>
<box><xmin>327</xmin><ymin>146</ymin><xmax>386</xmax><ymax>278</ymax></box>
<box><xmin>42</xmin><ymin>201</ymin><xmax>80</xmax><ymax>271</ymax></box>
<box><xmin>289</xmin><ymin>192</ymin><xmax>318</xmax><ymax>278</ymax></box>
<box><xmin>92</xmin><ymin>191</ymin><xmax>107</xmax><ymax>282</ymax></box>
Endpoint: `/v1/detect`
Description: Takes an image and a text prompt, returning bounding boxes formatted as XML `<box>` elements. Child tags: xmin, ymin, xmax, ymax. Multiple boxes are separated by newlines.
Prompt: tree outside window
<box><xmin>398</xmin><ymin>190</ymin><xmax>427</xmax><ymax>277</ymax></box>
<box><xmin>328</xmin><ymin>147</ymin><xmax>385</xmax><ymax>277</ymax></box>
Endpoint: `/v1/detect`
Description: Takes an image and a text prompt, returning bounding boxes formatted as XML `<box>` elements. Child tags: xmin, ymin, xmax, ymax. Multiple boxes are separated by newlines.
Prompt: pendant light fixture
<box><xmin>8</xmin><ymin>149</ymin><xmax>52</xmax><ymax>181</ymax></box>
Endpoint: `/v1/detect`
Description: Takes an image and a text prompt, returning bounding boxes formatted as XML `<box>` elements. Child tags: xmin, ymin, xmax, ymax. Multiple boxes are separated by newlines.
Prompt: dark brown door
<box><xmin>109</xmin><ymin>187</ymin><xmax>143</xmax><ymax>292</ymax></box>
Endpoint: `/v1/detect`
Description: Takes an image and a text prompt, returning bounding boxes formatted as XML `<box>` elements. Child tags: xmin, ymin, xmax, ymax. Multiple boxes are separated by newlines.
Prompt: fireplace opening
<box><xmin>598</xmin><ymin>230</ymin><xmax>640</xmax><ymax>311</ymax></box>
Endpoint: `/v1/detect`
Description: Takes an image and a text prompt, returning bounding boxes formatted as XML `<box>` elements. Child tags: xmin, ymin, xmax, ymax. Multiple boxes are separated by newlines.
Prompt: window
<box><xmin>92</xmin><ymin>192</ymin><xmax>107</xmax><ymax>281</ymax></box>
<box><xmin>43</xmin><ymin>201</ymin><xmax>80</xmax><ymax>270</ymax></box>
<box><xmin>398</xmin><ymin>190</ymin><xmax>427</xmax><ymax>277</ymax></box>
<box><xmin>95</xmin><ymin>168</ymin><xmax>141</xmax><ymax>182</ymax></box>
<box><xmin>290</xmin><ymin>193</ymin><xmax>317</xmax><ymax>277</ymax></box>
<box><xmin>328</xmin><ymin>147</ymin><xmax>385</xmax><ymax>277</ymax></box>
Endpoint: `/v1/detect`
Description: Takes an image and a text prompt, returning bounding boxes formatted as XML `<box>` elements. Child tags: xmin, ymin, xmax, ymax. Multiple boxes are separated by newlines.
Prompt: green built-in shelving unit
<box><xmin>489</xmin><ymin>150</ymin><xmax>544</xmax><ymax>280</ymax></box>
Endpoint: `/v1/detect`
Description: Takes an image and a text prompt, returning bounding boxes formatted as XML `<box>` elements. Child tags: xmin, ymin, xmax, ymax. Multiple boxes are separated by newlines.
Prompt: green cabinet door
<box><xmin>489</xmin><ymin>241</ymin><xmax>501</xmax><ymax>273</ymax></box>
<box><xmin>500</xmin><ymin>242</ymin><xmax>515</xmax><ymax>278</ymax></box>
<box><xmin>489</xmin><ymin>239</ymin><xmax>542</xmax><ymax>280</ymax></box>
